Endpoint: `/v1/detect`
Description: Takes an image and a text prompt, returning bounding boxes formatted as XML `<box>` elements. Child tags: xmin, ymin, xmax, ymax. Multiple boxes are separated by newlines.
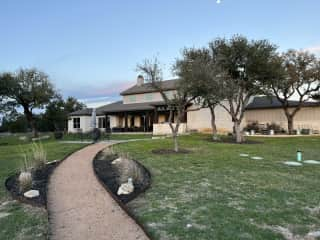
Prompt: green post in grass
<box><xmin>297</xmin><ymin>150</ymin><xmax>302</xmax><ymax>162</ymax></box>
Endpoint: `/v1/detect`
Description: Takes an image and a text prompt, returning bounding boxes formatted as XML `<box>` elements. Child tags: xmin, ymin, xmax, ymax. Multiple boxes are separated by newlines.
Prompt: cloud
<box><xmin>62</xmin><ymin>80</ymin><xmax>134</xmax><ymax>99</ymax></box>
<box><xmin>304</xmin><ymin>45</ymin><xmax>320</xmax><ymax>55</ymax></box>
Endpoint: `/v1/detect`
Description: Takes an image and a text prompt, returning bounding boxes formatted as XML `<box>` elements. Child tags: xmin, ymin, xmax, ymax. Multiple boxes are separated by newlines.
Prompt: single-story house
<box><xmin>68</xmin><ymin>76</ymin><xmax>320</xmax><ymax>135</ymax></box>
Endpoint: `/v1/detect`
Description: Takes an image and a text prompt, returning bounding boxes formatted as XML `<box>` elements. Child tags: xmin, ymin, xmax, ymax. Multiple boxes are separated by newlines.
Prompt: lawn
<box><xmin>114</xmin><ymin>134</ymin><xmax>320</xmax><ymax>240</ymax></box>
<box><xmin>0</xmin><ymin>135</ymin><xmax>86</xmax><ymax>240</ymax></box>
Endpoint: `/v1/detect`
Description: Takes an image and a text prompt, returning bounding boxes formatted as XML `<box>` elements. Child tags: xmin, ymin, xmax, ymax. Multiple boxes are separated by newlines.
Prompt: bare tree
<box><xmin>137</xmin><ymin>58</ymin><xmax>196</xmax><ymax>152</ymax></box>
<box><xmin>266</xmin><ymin>50</ymin><xmax>320</xmax><ymax>134</ymax></box>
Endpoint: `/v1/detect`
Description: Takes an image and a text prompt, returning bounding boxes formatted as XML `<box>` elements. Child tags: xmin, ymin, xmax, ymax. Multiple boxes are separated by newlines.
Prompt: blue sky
<box><xmin>1</xmin><ymin>0</ymin><xmax>320</xmax><ymax>107</ymax></box>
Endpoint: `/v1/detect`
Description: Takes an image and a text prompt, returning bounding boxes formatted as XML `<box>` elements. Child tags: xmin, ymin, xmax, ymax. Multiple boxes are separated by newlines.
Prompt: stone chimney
<box><xmin>137</xmin><ymin>75</ymin><xmax>144</xmax><ymax>86</ymax></box>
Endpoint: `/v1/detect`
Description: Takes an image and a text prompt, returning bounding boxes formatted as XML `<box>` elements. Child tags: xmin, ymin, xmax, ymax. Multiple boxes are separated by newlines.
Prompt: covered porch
<box><xmin>102</xmin><ymin>101</ymin><xmax>187</xmax><ymax>134</ymax></box>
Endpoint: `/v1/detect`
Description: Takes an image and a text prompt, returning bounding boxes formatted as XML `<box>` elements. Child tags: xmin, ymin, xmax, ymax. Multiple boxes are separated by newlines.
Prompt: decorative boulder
<box><xmin>117</xmin><ymin>178</ymin><xmax>134</xmax><ymax>195</ymax></box>
<box><xmin>24</xmin><ymin>190</ymin><xmax>40</xmax><ymax>198</ymax></box>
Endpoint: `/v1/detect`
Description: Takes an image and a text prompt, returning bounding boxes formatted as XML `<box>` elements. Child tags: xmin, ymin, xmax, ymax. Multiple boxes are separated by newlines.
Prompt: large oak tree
<box><xmin>0</xmin><ymin>68</ymin><xmax>56</xmax><ymax>137</ymax></box>
<box><xmin>265</xmin><ymin>50</ymin><xmax>320</xmax><ymax>134</ymax></box>
<box><xmin>174</xmin><ymin>47</ymin><xmax>225</xmax><ymax>140</ymax></box>
<box><xmin>210</xmin><ymin>36</ymin><xmax>280</xmax><ymax>143</ymax></box>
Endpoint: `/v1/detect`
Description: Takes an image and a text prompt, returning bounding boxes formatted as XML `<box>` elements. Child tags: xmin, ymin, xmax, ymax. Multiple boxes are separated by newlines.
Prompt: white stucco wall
<box><xmin>123</xmin><ymin>90</ymin><xmax>176</xmax><ymax>104</ymax></box>
<box><xmin>153</xmin><ymin>123</ymin><xmax>187</xmax><ymax>135</ymax></box>
<box><xmin>244</xmin><ymin>106</ymin><xmax>320</xmax><ymax>131</ymax></box>
<box><xmin>68</xmin><ymin>116</ymin><xmax>107</xmax><ymax>133</ymax></box>
<box><xmin>187</xmin><ymin>103</ymin><xmax>235</xmax><ymax>133</ymax></box>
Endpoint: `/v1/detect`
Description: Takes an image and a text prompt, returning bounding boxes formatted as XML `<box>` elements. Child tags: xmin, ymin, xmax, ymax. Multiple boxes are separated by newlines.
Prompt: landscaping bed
<box><xmin>5</xmin><ymin>161</ymin><xmax>59</xmax><ymax>207</ymax></box>
<box><xmin>93</xmin><ymin>150</ymin><xmax>151</xmax><ymax>203</ymax></box>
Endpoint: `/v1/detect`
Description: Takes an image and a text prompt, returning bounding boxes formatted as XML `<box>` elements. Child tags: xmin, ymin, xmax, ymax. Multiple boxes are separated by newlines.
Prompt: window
<box><xmin>98</xmin><ymin>117</ymin><xmax>106</xmax><ymax>128</ymax></box>
<box><xmin>128</xmin><ymin>95</ymin><xmax>136</xmax><ymax>103</ymax></box>
<box><xmin>144</xmin><ymin>93</ymin><xmax>153</xmax><ymax>101</ymax></box>
<box><xmin>73</xmin><ymin>118</ymin><xmax>80</xmax><ymax>129</ymax></box>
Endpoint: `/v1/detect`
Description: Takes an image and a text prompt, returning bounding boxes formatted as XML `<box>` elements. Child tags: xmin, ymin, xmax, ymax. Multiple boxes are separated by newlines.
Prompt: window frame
<box><xmin>73</xmin><ymin>117</ymin><xmax>80</xmax><ymax>129</ymax></box>
<box><xmin>98</xmin><ymin>117</ymin><xmax>106</xmax><ymax>128</ymax></box>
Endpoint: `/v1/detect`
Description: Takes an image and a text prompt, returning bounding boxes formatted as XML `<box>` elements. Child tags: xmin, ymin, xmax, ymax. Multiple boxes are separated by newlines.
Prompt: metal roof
<box><xmin>120</xmin><ymin>79</ymin><xmax>178</xmax><ymax>95</ymax></box>
<box><xmin>246</xmin><ymin>96</ymin><xmax>320</xmax><ymax>110</ymax></box>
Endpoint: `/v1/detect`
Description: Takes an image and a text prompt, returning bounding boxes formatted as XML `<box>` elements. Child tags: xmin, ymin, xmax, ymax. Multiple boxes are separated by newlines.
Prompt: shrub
<box><xmin>244</xmin><ymin>121</ymin><xmax>260</xmax><ymax>132</ymax></box>
<box><xmin>54</xmin><ymin>131</ymin><xmax>63</xmax><ymax>139</ymax></box>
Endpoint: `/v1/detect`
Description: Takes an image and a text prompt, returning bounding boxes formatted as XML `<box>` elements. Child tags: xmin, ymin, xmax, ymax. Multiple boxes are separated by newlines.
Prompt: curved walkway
<box><xmin>47</xmin><ymin>142</ymin><xmax>149</xmax><ymax>240</ymax></box>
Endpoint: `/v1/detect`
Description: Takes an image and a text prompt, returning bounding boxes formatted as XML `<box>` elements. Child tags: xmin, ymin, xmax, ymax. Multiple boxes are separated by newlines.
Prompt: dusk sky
<box><xmin>1</xmin><ymin>0</ymin><xmax>320</xmax><ymax>107</ymax></box>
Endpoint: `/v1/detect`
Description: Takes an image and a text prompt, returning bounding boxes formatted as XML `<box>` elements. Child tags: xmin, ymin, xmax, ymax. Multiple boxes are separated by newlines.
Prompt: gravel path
<box><xmin>47</xmin><ymin>142</ymin><xmax>149</xmax><ymax>240</ymax></box>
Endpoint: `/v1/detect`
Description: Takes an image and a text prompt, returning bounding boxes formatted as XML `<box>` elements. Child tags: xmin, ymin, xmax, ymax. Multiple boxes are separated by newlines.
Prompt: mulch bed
<box><xmin>151</xmin><ymin>148</ymin><xmax>192</xmax><ymax>154</ymax></box>
<box><xmin>93</xmin><ymin>153</ymin><xmax>151</xmax><ymax>204</ymax></box>
<box><xmin>5</xmin><ymin>161</ymin><xmax>59</xmax><ymax>207</ymax></box>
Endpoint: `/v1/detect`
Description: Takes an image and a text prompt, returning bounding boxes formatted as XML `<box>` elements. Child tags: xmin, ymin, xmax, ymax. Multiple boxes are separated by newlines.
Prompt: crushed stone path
<box><xmin>47</xmin><ymin>142</ymin><xmax>149</xmax><ymax>240</ymax></box>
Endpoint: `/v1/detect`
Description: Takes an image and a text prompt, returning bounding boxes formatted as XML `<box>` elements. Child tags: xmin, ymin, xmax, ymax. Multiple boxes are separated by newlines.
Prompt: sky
<box><xmin>1</xmin><ymin>0</ymin><xmax>320</xmax><ymax>107</ymax></box>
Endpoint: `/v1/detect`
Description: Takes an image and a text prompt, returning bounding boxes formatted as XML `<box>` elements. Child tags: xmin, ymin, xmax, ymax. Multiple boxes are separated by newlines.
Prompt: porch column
<box><xmin>124</xmin><ymin>113</ymin><xmax>128</xmax><ymax>131</ymax></box>
<box><xmin>145</xmin><ymin>112</ymin><xmax>149</xmax><ymax>132</ymax></box>
<box><xmin>153</xmin><ymin>108</ymin><xmax>158</xmax><ymax>124</ymax></box>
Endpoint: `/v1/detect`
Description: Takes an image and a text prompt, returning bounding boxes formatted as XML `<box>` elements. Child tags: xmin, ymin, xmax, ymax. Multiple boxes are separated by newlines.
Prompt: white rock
<box><xmin>24</xmin><ymin>190</ymin><xmax>40</xmax><ymax>198</ymax></box>
<box><xmin>240</xmin><ymin>153</ymin><xmax>249</xmax><ymax>157</ymax></box>
<box><xmin>283</xmin><ymin>161</ymin><xmax>303</xmax><ymax>166</ymax></box>
<box><xmin>251</xmin><ymin>156</ymin><xmax>263</xmax><ymax>160</ymax></box>
<box><xmin>112</xmin><ymin>157</ymin><xmax>123</xmax><ymax>165</ymax></box>
<box><xmin>186</xmin><ymin>224</ymin><xmax>192</xmax><ymax>228</ymax></box>
<box><xmin>117</xmin><ymin>178</ymin><xmax>134</xmax><ymax>195</ymax></box>
<box><xmin>304</xmin><ymin>160</ymin><xmax>320</xmax><ymax>165</ymax></box>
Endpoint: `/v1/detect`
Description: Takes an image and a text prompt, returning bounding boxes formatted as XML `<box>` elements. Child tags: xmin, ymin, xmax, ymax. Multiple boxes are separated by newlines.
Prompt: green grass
<box><xmin>114</xmin><ymin>134</ymin><xmax>320</xmax><ymax>240</ymax></box>
<box><xmin>0</xmin><ymin>136</ymin><xmax>86</xmax><ymax>240</ymax></box>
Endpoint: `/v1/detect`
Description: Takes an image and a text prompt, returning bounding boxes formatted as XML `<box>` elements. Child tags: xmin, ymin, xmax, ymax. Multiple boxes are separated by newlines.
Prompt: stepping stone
<box><xmin>24</xmin><ymin>190</ymin><xmax>40</xmax><ymax>198</ymax></box>
<box><xmin>304</xmin><ymin>160</ymin><xmax>320</xmax><ymax>165</ymax></box>
<box><xmin>0</xmin><ymin>212</ymin><xmax>11</xmax><ymax>219</ymax></box>
<box><xmin>308</xmin><ymin>231</ymin><xmax>320</xmax><ymax>237</ymax></box>
<box><xmin>251</xmin><ymin>156</ymin><xmax>264</xmax><ymax>160</ymax></box>
<box><xmin>239</xmin><ymin>154</ymin><xmax>249</xmax><ymax>157</ymax></box>
<box><xmin>283</xmin><ymin>161</ymin><xmax>303</xmax><ymax>166</ymax></box>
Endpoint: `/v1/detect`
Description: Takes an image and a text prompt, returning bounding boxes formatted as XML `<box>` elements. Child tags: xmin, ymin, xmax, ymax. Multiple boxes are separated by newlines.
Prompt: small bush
<box><xmin>54</xmin><ymin>131</ymin><xmax>63</xmax><ymax>139</ymax></box>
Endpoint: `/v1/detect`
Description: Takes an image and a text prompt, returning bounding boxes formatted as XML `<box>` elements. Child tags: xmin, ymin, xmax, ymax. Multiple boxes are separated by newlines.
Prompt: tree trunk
<box><xmin>209</xmin><ymin>106</ymin><xmax>218</xmax><ymax>141</ymax></box>
<box><xmin>234</xmin><ymin>121</ymin><xmax>243</xmax><ymax>143</ymax></box>
<box><xmin>24</xmin><ymin>108</ymin><xmax>38</xmax><ymax>138</ymax></box>
<box><xmin>287</xmin><ymin>115</ymin><xmax>294</xmax><ymax>135</ymax></box>
<box><xmin>173</xmin><ymin>132</ymin><xmax>179</xmax><ymax>152</ymax></box>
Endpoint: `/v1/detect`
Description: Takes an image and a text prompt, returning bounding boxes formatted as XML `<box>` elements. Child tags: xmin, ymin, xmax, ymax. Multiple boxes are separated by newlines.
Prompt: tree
<box><xmin>175</xmin><ymin>47</ymin><xmax>225</xmax><ymax>140</ymax></box>
<box><xmin>265</xmin><ymin>50</ymin><xmax>320</xmax><ymax>134</ymax></box>
<box><xmin>209</xmin><ymin>36</ymin><xmax>280</xmax><ymax>143</ymax></box>
<box><xmin>43</xmin><ymin>96</ymin><xmax>86</xmax><ymax>131</ymax></box>
<box><xmin>0</xmin><ymin>68</ymin><xmax>56</xmax><ymax>137</ymax></box>
<box><xmin>137</xmin><ymin>58</ymin><xmax>196</xmax><ymax>152</ymax></box>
